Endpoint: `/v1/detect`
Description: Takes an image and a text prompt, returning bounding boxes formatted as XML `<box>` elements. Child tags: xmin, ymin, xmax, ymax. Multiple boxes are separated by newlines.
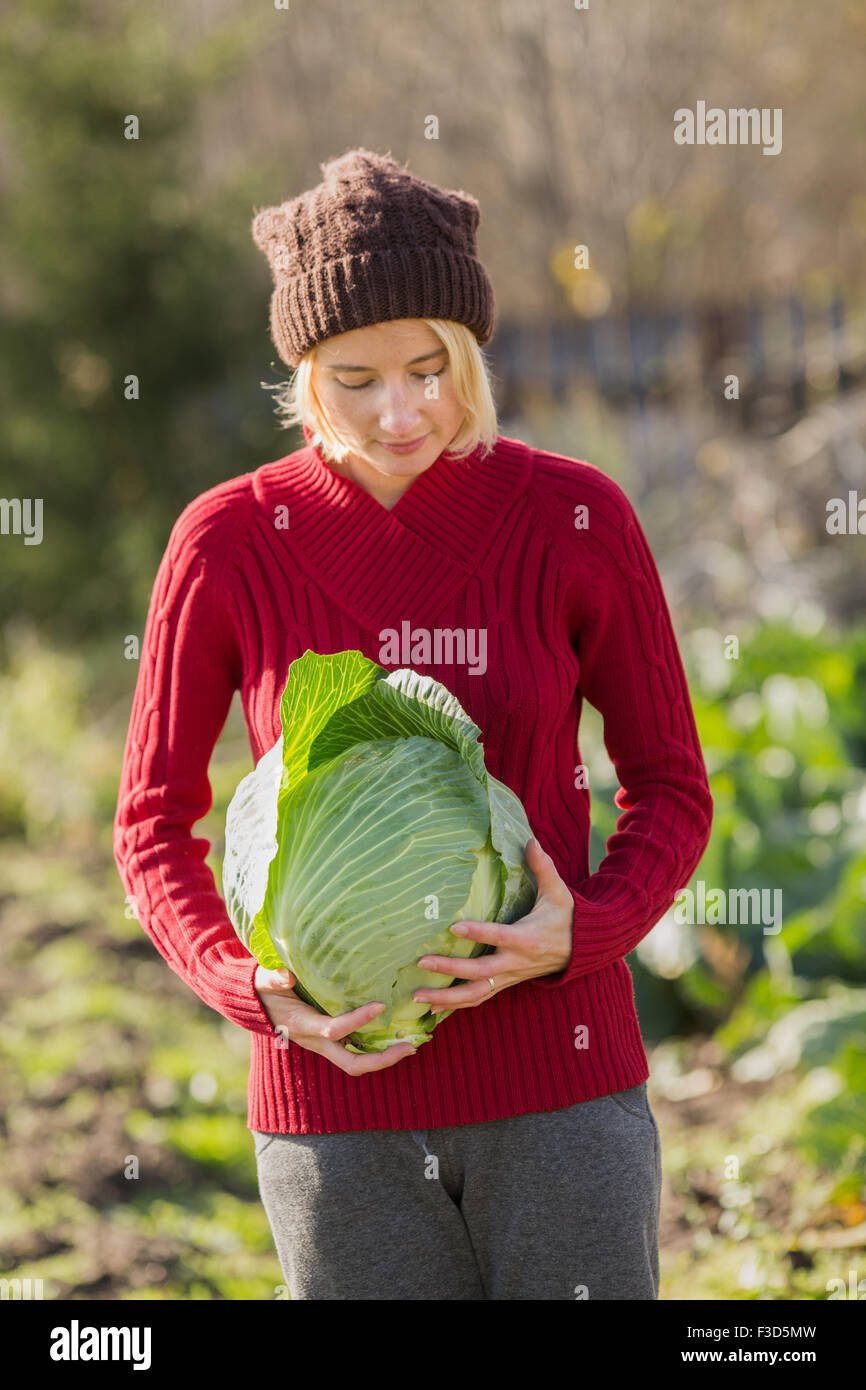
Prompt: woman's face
<box><xmin>311</xmin><ymin>320</ymin><xmax>466</xmax><ymax>497</ymax></box>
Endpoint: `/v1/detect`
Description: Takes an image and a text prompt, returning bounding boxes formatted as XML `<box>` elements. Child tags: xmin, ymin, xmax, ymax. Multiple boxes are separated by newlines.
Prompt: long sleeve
<box><xmin>113</xmin><ymin>492</ymin><xmax>274</xmax><ymax>1035</ymax></box>
<box><xmin>533</xmin><ymin>477</ymin><xmax>713</xmax><ymax>990</ymax></box>
<box><xmin>109</xmin><ymin>433</ymin><xmax>698</xmax><ymax>1134</ymax></box>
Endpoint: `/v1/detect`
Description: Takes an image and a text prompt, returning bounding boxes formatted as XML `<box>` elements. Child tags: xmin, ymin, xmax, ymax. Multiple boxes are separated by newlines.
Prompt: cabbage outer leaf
<box><xmin>222</xmin><ymin>650</ymin><xmax>537</xmax><ymax>1050</ymax></box>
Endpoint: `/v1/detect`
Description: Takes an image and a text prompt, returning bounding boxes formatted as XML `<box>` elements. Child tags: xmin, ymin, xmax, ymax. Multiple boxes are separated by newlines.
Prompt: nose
<box><xmin>378</xmin><ymin>384</ymin><xmax>424</xmax><ymax>437</ymax></box>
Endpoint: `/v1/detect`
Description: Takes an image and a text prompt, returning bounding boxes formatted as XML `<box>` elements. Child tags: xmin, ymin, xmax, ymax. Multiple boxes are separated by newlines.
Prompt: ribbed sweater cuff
<box><xmin>532</xmin><ymin>878</ymin><xmax>646</xmax><ymax>989</ymax></box>
<box><xmin>212</xmin><ymin>952</ymin><xmax>276</xmax><ymax>1036</ymax></box>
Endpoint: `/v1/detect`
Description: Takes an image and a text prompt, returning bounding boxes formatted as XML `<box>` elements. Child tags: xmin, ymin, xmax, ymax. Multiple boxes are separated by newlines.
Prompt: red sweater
<box><xmin>113</xmin><ymin>428</ymin><xmax>713</xmax><ymax>1134</ymax></box>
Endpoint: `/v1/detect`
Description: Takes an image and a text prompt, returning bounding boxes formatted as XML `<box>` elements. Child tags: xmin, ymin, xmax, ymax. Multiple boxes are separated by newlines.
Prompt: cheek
<box><xmin>431</xmin><ymin>378</ymin><xmax>463</xmax><ymax>422</ymax></box>
<box><xmin>321</xmin><ymin>385</ymin><xmax>369</xmax><ymax>429</ymax></box>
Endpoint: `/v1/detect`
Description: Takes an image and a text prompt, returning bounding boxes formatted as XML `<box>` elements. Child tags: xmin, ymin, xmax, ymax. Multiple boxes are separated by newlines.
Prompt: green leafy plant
<box><xmin>223</xmin><ymin>649</ymin><xmax>537</xmax><ymax>1052</ymax></box>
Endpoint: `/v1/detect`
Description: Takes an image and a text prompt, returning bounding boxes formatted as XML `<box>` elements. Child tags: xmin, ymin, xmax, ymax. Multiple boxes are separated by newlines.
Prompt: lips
<box><xmin>378</xmin><ymin>434</ymin><xmax>429</xmax><ymax>454</ymax></box>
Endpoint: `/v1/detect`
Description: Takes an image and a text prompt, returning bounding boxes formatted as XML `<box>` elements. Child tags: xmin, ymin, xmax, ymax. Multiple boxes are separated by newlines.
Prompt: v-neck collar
<box><xmin>253</xmin><ymin>425</ymin><xmax>533</xmax><ymax>632</ymax></box>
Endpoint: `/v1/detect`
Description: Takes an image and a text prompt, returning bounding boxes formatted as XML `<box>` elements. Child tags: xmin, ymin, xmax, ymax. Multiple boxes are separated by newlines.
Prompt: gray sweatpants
<box><xmin>252</xmin><ymin>1082</ymin><xmax>661</xmax><ymax>1300</ymax></box>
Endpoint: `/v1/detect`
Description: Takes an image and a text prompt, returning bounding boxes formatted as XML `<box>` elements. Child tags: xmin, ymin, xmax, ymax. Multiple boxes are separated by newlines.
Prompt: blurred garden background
<box><xmin>1</xmin><ymin>0</ymin><xmax>865</xmax><ymax>1300</ymax></box>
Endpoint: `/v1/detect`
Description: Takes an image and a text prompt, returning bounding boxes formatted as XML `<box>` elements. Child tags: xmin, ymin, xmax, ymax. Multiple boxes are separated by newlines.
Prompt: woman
<box><xmin>114</xmin><ymin>147</ymin><xmax>713</xmax><ymax>1301</ymax></box>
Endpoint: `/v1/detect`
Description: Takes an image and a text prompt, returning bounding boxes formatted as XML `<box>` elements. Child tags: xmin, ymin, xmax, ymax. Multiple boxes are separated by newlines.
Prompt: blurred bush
<box><xmin>0</xmin><ymin>1</ymin><xmax>286</xmax><ymax>641</ymax></box>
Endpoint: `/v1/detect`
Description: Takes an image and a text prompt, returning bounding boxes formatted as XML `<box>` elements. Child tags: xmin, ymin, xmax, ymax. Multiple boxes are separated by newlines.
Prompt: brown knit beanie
<box><xmin>251</xmin><ymin>147</ymin><xmax>495</xmax><ymax>367</ymax></box>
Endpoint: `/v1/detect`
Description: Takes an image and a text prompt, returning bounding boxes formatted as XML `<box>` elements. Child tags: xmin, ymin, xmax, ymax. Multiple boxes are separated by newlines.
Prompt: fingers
<box><xmin>447</xmin><ymin>919</ymin><xmax>505</xmax><ymax>948</ymax></box>
<box><xmin>272</xmin><ymin>997</ymin><xmax>386</xmax><ymax>1043</ymax></box>
<box><xmin>332</xmin><ymin>1040</ymin><xmax>418</xmax><ymax>1075</ymax></box>
<box><xmin>523</xmin><ymin>838</ymin><xmax>572</xmax><ymax>902</ymax></box>
<box><xmin>417</xmin><ymin>977</ymin><xmax>502</xmax><ymax>1008</ymax></box>
<box><xmin>414</xmin><ymin>950</ymin><xmax>518</xmax><ymax>983</ymax></box>
<box><xmin>313</xmin><ymin>1003</ymin><xmax>418</xmax><ymax>1072</ymax></box>
<box><xmin>267</xmin><ymin>994</ymin><xmax>418</xmax><ymax>1074</ymax></box>
<box><xmin>316</xmin><ymin>1000</ymin><xmax>387</xmax><ymax>1042</ymax></box>
<box><xmin>307</xmin><ymin>1012</ymin><xmax>417</xmax><ymax>1075</ymax></box>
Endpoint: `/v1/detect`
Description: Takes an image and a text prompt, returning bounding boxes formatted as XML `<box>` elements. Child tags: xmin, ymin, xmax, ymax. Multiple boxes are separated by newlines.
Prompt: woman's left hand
<box><xmin>412</xmin><ymin>838</ymin><xmax>575</xmax><ymax>1014</ymax></box>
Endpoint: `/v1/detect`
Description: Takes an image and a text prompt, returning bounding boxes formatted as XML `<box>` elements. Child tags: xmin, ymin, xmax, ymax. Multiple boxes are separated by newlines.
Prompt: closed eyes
<box><xmin>337</xmin><ymin>366</ymin><xmax>447</xmax><ymax>391</ymax></box>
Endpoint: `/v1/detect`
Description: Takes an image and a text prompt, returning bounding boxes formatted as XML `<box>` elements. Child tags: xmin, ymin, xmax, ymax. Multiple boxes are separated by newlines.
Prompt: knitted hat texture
<box><xmin>251</xmin><ymin>147</ymin><xmax>495</xmax><ymax>367</ymax></box>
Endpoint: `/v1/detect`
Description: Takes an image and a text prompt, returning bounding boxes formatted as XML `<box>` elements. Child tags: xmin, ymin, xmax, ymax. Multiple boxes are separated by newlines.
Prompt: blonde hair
<box><xmin>261</xmin><ymin>318</ymin><xmax>499</xmax><ymax>461</ymax></box>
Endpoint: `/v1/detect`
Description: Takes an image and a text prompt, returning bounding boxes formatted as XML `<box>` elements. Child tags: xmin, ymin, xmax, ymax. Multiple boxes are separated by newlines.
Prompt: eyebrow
<box><xmin>323</xmin><ymin>347</ymin><xmax>448</xmax><ymax>372</ymax></box>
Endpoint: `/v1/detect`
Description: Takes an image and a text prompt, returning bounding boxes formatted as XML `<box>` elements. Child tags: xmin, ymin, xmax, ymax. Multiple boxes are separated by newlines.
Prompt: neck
<box><xmin>347</xmin><ymin>459</ymin><xmax>408</xmax><ymax>509</ymax></box>
<box><xmin>332</xmin><ymin>450</ymin><xmax>431</xmax><ymax>511</ymax></box>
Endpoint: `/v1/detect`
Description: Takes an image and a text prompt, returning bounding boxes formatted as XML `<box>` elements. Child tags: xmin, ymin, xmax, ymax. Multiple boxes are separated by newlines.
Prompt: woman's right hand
<box><xmin>254</xmin><ymin>965</ymin><xmax>417</xmax><ymax>1074</ymax></box>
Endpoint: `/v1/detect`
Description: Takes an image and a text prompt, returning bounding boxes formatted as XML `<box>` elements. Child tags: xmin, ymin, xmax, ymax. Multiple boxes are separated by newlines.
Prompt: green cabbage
<box><xmin>223</xmin><ymin>649</ymin><xmax>537</xmax><ymax>1052</ymax></box>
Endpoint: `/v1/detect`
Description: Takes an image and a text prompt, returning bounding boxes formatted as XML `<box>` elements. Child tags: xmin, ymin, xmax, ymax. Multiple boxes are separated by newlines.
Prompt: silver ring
<box><xmin>488</xmin><ymin>977</ymin><xmax>496</xmax><ymax>990</ymax></box>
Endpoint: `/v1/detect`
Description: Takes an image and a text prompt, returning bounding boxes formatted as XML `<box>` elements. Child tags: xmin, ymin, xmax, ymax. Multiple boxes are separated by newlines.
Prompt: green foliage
<box><xmin>0</xmin><ymin>0</ymin><xmax>293</xmax><ymax>640</ymax></box>
<box><xmin>1</xmin><ymin>614</ymin><xmax>864</xmax><ymax>1296</ymax></box>
<box><xmin>0</xmin><ymin>0</ymin><xmax>862</xmax><ymax>1304</ymax></box>
<box><xmin>576</xmin><ymin>619</ymin><xmax>866</xmax><ymax>1041</ymax></box>
<box><xmin>582</xmin><ymin>616</ymin><xmax>866</xmax><ymax>1193</ymax></box>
